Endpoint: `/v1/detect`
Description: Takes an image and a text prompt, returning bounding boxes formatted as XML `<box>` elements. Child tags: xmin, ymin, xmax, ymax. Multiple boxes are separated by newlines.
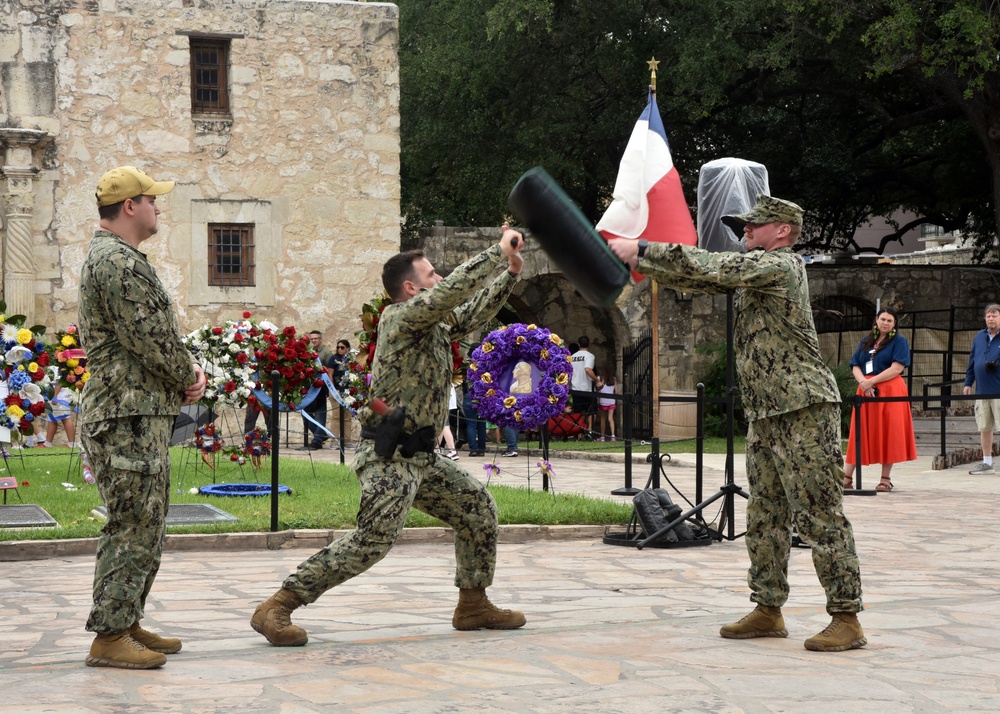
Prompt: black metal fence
<box><xmin>622</xmin><ymin>329</ymin><xmax>654</xmax><ymax>439</ymax></box>
<box><xmin>815</xmin><ymin>304</ymin><xmax>984</xmax><ymax>410</ymax></box>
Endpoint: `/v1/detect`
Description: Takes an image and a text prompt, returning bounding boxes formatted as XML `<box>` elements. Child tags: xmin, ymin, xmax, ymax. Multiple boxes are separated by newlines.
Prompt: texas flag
<box><xmin>596</xmin><ymin>89</ymin><xmax>697</xmax><ymax>280</ymax></box>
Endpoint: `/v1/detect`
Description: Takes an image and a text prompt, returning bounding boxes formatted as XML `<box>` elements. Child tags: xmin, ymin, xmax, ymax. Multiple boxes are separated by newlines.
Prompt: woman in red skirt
<box><xmin>843</xmin><ymin>308</ymin><xmax>917</xmax><ymax>492</ymax></box>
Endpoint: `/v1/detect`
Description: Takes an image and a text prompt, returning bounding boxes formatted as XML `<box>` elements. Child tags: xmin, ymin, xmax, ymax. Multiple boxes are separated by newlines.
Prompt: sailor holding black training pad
<box><xmin>506</xmin><ymin>165</ymin><xmax>865</xmax><ymax>651</ymax></box>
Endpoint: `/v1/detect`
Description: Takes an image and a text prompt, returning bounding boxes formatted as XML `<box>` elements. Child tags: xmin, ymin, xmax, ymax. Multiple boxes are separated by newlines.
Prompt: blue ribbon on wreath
<box><xmin>250</xmin><ymin>365</ymin><xmax>354</xmax><ymax>439</ymax></box>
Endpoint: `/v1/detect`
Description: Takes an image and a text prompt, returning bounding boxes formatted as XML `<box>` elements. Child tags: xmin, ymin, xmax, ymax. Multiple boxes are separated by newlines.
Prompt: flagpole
<box><xmin>648</xmin><ymin>57</ymin><xmax>661</xmax><ymax>440</ymax></box>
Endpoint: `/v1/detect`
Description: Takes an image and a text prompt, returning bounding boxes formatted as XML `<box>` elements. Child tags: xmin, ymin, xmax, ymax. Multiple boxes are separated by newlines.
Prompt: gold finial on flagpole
<box><xmin>647</xmin><ymin>56</ymin><xmax>660</xmax><ymax>94</ymax></box>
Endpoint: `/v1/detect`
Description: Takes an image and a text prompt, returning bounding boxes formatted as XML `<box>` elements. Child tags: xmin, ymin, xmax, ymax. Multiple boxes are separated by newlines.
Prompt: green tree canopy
<box><xmin>399</xmin><ymin>0</ymin><xmax>1000</xmax><ymax>256</ymax></box>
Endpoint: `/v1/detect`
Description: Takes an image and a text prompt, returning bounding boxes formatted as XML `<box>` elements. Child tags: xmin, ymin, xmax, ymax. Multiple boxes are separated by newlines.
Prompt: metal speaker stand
<box><xmin>637</xmin><ymin>294</ymin><xmax>749</xmax><ymax>549</ymax></box>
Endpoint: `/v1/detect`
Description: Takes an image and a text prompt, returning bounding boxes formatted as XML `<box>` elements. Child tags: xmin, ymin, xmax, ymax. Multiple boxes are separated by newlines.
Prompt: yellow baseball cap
<box><xmin>95</xmin><ymin>166</ymin><xmax>175</xmax><ymax>207</ymax></box>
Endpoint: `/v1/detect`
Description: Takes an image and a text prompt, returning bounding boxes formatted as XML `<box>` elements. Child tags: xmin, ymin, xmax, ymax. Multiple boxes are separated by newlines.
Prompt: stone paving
<box><xmin>1</xmin><ymin>446</ymin><xmax>999</xmax><ymax>712</ymax></box>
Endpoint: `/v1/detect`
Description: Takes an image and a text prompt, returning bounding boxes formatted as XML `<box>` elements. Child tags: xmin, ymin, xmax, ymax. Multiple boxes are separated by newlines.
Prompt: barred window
<box><xmin>208</xmin><ymin>223</ymin><xmax>255</xmax><ymax>287</ymax></box>
<box><xmin>190</xmin><ymin>37</ymin><xmax>230</xmax><ymax>114</ymax></box>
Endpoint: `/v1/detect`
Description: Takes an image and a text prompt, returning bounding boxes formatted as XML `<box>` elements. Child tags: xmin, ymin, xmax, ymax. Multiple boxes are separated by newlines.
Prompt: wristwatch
<box><xmin>637</xmin><ymin>239</ymin><xmax>649</xmax><ymax>258</ymax></box>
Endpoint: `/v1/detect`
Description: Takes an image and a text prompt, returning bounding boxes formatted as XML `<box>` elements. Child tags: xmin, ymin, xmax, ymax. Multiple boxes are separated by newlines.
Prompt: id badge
<box><xmin>864</xmin><ymin>360</ymin><xmax>874</xmax><ymax>375</ymax></box>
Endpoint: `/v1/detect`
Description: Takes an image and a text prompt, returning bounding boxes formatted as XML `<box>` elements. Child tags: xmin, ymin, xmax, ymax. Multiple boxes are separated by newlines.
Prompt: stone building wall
<box><xmin>1</xmin><ymin>0</ymin><xmax>399</xmax><ymax>343</ymax></box>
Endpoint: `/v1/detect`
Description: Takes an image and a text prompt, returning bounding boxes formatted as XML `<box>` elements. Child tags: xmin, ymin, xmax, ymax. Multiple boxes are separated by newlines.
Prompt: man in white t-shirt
<box><xmin>570</xmin><ymin>336</ymin><xmax>597</xmax><ymax>432</ymax></box>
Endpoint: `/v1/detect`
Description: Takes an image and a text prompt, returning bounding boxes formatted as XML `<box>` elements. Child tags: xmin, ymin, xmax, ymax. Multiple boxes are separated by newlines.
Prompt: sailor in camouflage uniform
<box><xmin>609</xmin><ymin>195</ymin><xmax>866</xmax><ymax>652</ymax></box>
<box><xmin>252</xmin><ymin>229</ymin><xmax>528</xmax><ymax>646</ymax></box>
<box><xmin>80</xmin><ymin>167</ymin><xmax>206</xmax><ymax>669</ymax></box>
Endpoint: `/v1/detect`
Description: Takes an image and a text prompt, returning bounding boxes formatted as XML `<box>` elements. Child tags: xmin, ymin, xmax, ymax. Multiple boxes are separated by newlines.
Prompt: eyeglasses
<box><xmin>337</xmin><ymin>345</ymin><xmax>348</xmax><ymax>350</ymax></box>
<box><xmin>309</xmin><ymin>337</ymin><xmax>321</xmax><ymax>342</ymax></box>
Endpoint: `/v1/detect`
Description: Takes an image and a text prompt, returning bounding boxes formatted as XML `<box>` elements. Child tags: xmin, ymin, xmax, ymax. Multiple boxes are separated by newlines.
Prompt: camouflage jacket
<box><xmin>78</xmin><ymin>230</ymin><xmax>196</xmax><ymax>424</ymax></box>
<box><xmin>641</xmin><ymin>243</ymin><xmax>840</xmax><ymax>421</ymax></box>
<box><xmin>359</xmin><ymin>244</ymin><xmax>518</xmax><ymax>435</ymax></box>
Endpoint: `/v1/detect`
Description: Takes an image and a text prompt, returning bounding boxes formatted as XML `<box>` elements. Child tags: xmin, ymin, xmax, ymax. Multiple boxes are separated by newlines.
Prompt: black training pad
<box><xmin>508</xmin><ymin>167</ymin><xmax>630</xmax><ymax>308</ymax></box>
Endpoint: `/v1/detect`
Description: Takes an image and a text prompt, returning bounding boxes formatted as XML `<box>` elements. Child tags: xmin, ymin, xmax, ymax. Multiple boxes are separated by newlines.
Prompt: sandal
<box><xmin>875</xmin><ymin>480</ymin><xmax>893</xmax><ymax>492</ymax></box>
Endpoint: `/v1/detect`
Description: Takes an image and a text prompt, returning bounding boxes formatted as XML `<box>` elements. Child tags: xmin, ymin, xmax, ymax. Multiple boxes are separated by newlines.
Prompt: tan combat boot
<box><xmin>85</xmin><ymin>632</ymin><xmax>168</xmax><ymax>669</ymax></box>
<box><xmin>719</xmin><ymin>605</ymin><xmax>788</xmax><ymax>639</ymax></box>
<box><xmin>251</xmin><ymin>588</ymin><xmax>308</xmax><ymax>646</ymax></box>
<box><xmin>804</xmin><ymin>612</ymin><xmax>867</xmax><ymax>651</ymax></box>
<box><xmin>129</xmin><ymin>622</ymin><xmax>182</xmax><ymax>654</ymax></box>
<box><xmin>452</xmin><ymin>587</ymin><xmax>526</xmax><ymax>630</ymax></box>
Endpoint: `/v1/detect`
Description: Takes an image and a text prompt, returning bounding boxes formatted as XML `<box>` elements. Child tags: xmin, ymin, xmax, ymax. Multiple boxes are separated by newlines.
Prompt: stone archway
<box><xmin>419</xmin><ymin>225</ymin><xmax>634</xmax><ymax>379</ymax></box>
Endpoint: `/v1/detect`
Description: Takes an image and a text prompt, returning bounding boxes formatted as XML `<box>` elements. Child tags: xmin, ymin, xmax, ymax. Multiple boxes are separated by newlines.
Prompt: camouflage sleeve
<box><xmin>639</xmin><ymin>243</ymin><xmax>792</xmax><ymax>295</ymax></box>
<box><xmin>447</xmin><ymin>270</ymin><xmax>519</xmax><ymax>339</ymax></box>
<box><xmin>394</xmin><ymin>244</ymin><xmax>506</xmax><ymax>332</ymax></box>
<box><xmin>93</xmin><ymin>253</ymin><xmax>196</xmax><ymax>392</ymax></box>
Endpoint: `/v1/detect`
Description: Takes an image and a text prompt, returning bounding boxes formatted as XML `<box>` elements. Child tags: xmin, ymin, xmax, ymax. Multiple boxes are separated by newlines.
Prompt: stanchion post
<box><xmin>853</xmin><ymin>392</ymin><xmax>863</xmax><ymax>489</ymax></box>
<box><xmin>339</xmin><ymin>405</ymin><xmax>346</xmax><ymax>464</ymax></box>
<box><xmin>651</xmin><ymin>437</ymin><xmax>660</xmax><ymax>489</ymax></box>
<box><xmin>270</xmin><ymin>370</ymin><xmax>280</xmax><ymax>532</ymax></box>
<box><xmin>612</xmin><ymin>391</ymin><xmax>640</xmax><ymax>496</ymax></box>
<box><xmin>696</xmin><ymin>383</ymin><xmax>705</xmax><ymax>504</ymax></box>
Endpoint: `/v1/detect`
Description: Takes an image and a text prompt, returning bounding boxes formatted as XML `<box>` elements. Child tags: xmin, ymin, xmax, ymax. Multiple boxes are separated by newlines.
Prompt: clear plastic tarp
<box><xmin>696</xmin><ymin>158</ymin><xmax>769</xmax><ymax>253</ymax></box>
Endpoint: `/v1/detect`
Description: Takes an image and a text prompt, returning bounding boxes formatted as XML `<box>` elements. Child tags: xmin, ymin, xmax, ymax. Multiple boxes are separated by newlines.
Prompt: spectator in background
<box><xmin>438</xmin><ymin>384</ymin><xmax>460</xmax><ymax>460</ymax></box>
<box><xmin>304</xmin><ymin>330</ymin><xmax>333</xmax><ymax>450</ymax></box>
<box><xmin>501</xmin><ymin>425</ymin><xmax>519</xmax><ymax>458</ymax></box>
<box><xmin>596</xmin><ymin>366</ymin><xmax>618</xmax><ymax>442</ymax></box>
<box><xmin>570</xmin><ymin>336</ymin><xmax>597</xmax><ymax>432</ymax></box>
<box><xmin>964</xmin><ymin>303</ymin><xmax>1000</xmax><ymax>475</ymax></box>
<box><xmin>327</xmin><ymin>338</ymin><xmax>352</xmax><ymax>443</ymax></box>
<box><xmin>328</xmin><ymin>339</ymin><xmax>351</xmax><ymax>388</ymax></box>
<box><xmin>842</xmin><ymin>308</ymin><xmax>917</xmax><ymax>492</ymax></box>
<box><xmin>463</xmin><ymin>380</ymin><xmax>487</xmax><ymax>457</ymax></box>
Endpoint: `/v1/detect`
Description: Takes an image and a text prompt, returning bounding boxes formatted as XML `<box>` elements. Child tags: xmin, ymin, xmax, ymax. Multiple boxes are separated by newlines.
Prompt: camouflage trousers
<box><xmin>82</xmin><ymin>415</ymin><xmax>173</xmax><ymax>634</ymax></box>
<box><xmin>745</xmin><ymin>403</ymin><xmax>863</xmax><ymax>614</ymax></box>
<box><xmin>284</xmin><ymin>441</ymin><xmax>498</xmax><ymax>603</ymax></box>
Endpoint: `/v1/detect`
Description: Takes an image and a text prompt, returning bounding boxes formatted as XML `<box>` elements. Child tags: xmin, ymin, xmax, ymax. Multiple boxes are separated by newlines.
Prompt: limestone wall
<box><xmin>1</xmin><ymin>0</ymin><xmax>399</xmax><ymax>344</ymax></box>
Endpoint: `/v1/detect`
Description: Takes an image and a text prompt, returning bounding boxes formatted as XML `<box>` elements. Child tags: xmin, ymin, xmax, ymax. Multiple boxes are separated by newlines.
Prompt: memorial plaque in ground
<box><xmin>93</xmin><ymin>504</ymin><xmax>238</xmax><ymax>526</ymax></box>
<box><xmin>0</xmin><ymin>505</ymin><xmax>59</xmax><ymax>529</ymax></box>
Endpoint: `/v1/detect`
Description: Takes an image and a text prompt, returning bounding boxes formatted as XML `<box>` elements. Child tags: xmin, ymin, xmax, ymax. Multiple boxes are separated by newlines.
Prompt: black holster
<box><xmin>362</xmin><ymin>410</ymin><xmax>436</xmax><ymax>459</ymax></box>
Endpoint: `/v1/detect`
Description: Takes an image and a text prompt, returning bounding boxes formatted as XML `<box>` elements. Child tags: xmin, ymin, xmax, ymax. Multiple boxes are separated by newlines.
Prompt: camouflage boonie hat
<box><xmin>722</xmin><ymin>194</ymin><xmax>805</xmax><ymax>235</ymax></box>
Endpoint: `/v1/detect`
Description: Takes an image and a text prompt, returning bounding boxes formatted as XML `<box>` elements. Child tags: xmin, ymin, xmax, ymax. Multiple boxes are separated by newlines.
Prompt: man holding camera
<box><xmin>964</xmin><ymin>304</ymin><xmax>1000</xmax><ymax>474</ymax></box>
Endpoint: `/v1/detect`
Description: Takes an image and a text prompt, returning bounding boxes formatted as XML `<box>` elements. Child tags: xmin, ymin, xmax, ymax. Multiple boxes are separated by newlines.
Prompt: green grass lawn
<box><xmin>0</xmin><ymin>447</ymin><xmax>632</xmax><ymax>542</ymax></box>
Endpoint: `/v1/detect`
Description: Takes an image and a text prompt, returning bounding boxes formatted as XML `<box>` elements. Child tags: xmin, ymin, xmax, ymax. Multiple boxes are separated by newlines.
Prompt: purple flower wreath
<box><xmin>467</xmin><ymin>323</ymin><xmax>572</xmax><ymax>431</ymax></box>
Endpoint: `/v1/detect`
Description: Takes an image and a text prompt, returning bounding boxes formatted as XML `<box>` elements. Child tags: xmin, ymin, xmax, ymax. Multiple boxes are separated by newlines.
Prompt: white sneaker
<box><xmin>446</xmin><ymin>450</ymin><xmax>459</xmax><ymax>461</ymax></box>
<box><xmin>969</xmin><ymin>462</ymin><xmax>995</xmax><ymax>475</ymax></box>
<box><xmin>501</xmin><ymin>451</ymin><xmax>519</xmax><ymax>458</ymax></box>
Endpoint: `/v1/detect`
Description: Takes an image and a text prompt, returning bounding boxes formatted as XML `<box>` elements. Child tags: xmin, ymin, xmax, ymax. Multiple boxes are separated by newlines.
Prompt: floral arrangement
<box><xmin>467</xmin><ymin>323</ymin><xmax>572</xmax><ymax>431</ymax></box>
<box><xmin>185</xmin><ymin>312</ymin><xmax>325</xmax><ymax>414</ymax></box>
<box><xmin>340</xmin><ymin>292</ymin><xmax>468</xmax><ymax>412</ymax></box>
<box><xmin>339</xmin><ymin>348</ymin><xmax>370</xmax><ymax>413</ymax></box>
<box><xmin>252</xmin><ymin>325</ymin><xmax>322</xmax><ymax>412</ymax></box>
<box><xmin>1</xmin><ymin>302</ymin><xmax>52</xmax><ymax>438</ymax></box>
<box><xmin>51</xmin><ymin>324</ymin><xmax>89</xmax><ymax>392</ymax></box>
<box><xmin>340</xmin><ymin>293</ymin><xmax>391</xmax><ymax>412</ymax></box>
<box><xmin>194</xmin><ymin>424</ymin><xmax>223</xmax><ymax>455</ymax></box>
<box><xmin>240</xmin><ymin>427</ymin><xmax>271</xmax><ymax>469</ymax></box>
<box><xmin>183</xmin><ymin>311</ymin><xmax>270</xmax><ymax>409</ymax></box>
<box><xmin>354</xmin><ymin>292</ymin><xmax>391</xmax><ymax>371</ymax></box>
<box><xmin>449</xmin><ymin>339</ymin><xmax>471</xmax><ymax>387</ymax></box>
